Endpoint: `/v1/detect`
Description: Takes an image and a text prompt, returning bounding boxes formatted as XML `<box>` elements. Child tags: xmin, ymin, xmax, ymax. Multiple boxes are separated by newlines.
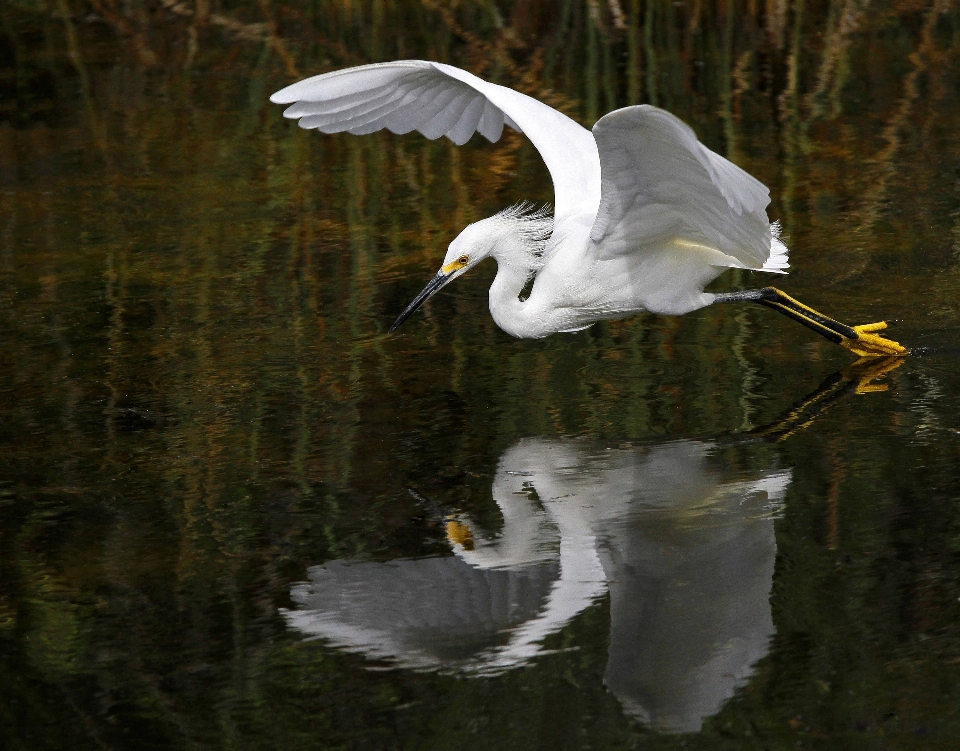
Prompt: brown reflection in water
<box><xmin>2</xmin><ymin>1</ymin><xmax>960</xmax><ymax>748</ymax></box>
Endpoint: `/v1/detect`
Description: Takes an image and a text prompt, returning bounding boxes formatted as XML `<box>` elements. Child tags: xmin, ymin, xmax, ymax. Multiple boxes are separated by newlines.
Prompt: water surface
<box><xmin>3</xmin><ymin>2</ymin><xmax>960</xmax><ymax>749</ymax></box>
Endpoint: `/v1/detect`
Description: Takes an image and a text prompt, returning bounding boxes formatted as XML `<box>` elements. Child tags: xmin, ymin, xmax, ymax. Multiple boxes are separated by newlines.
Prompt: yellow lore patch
<box><xmin>441</xmin><ymin>255</ymin><xmax>470</xmax><ymax>274</ymax></box>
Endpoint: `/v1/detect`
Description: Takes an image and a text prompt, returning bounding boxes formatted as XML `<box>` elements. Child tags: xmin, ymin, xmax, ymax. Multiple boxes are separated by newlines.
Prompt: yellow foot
<box><xmin>840</xmin><ymin>355</ymin><xmax>905</xmax><ymax>393</ymax></box>
<box><xmin>446</xmin><ymin>519</ymin><xmax>474</xmax><ymax>551</ymax></box>
<box><xmin>839</xmin><ymin>322</ymin><xmax>908</xmax><ymax>357</ymax></box>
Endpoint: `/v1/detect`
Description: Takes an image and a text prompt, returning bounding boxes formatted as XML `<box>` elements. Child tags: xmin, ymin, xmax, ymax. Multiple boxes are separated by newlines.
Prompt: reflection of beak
<box><xmin>389</xmin><ymin>270</ymin><xmax>450</xmax><ymax>332</ymax></box>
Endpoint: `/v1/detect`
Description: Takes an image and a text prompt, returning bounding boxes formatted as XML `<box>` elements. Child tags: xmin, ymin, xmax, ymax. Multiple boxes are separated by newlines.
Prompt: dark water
<box><xmin>3</xmin><ymin>2</ymin><xmax>960</xmax><ymax>749</ymax></box>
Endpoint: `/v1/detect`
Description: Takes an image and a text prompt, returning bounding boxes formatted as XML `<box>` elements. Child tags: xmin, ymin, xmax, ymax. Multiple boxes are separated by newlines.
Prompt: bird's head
<box><xmin>389</xmin><ymin>207</ymin><xmax>551</xmax><ymax>332</ymax></box>
<box><xmin>388</xmin><ymin>220</ymin><xmax>494</xmax><ymax>333</ymax></box>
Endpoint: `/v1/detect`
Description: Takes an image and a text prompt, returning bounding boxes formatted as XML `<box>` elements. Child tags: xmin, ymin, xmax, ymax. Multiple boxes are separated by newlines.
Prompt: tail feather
<box><xmin>761</xmin><ymin>221</ymin><xmax>789</xmax><ymax>274</ymax></box>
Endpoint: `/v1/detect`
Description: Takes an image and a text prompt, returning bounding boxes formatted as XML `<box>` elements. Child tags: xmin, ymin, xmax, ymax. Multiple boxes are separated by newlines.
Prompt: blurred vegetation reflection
<box><xmin>3</xmin><ymin>0</ymin><xmax>960</xmax><ymax>749</ymax></box>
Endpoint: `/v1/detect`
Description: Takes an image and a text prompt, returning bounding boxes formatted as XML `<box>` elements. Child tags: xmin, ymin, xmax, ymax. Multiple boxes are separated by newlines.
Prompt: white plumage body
<box><xmin>271</xmin><ymin>60</ymin><xmax>788</xmax><ymax>338</ymax></box>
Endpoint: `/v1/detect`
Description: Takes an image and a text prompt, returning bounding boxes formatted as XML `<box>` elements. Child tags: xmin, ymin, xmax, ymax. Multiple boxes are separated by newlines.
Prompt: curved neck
<box><xmin>488</xmin><ymin>259</ymin><xmax>535</xmax><ymax>338</ymax></box>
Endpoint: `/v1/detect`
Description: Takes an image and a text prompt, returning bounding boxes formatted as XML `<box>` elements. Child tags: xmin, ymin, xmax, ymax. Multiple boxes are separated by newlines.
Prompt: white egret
<box><xmin>271</xmin><ymin>61</ymin><xmax>906</xmax><ymax>357</ymax></box>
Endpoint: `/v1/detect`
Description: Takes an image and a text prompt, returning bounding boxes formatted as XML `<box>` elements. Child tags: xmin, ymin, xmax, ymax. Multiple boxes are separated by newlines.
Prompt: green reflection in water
<box><xmin>3</xmin><ymin>1</ymin><xmax>960</xmax><ymax>749</ymax></box>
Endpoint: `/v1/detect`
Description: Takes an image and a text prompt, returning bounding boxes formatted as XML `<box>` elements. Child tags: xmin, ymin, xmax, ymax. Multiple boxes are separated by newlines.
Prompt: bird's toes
<box><xmin>840</xmin><ymin>322</ymin><xmax>908</xmax><ymax>357</ymax></box>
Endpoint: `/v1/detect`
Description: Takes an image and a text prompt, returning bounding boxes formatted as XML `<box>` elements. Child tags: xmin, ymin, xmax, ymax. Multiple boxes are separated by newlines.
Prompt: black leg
<box><xmin>713</xmin><ymin>287</ymin><xmax>907</xmax><ymax>356</ymax></box>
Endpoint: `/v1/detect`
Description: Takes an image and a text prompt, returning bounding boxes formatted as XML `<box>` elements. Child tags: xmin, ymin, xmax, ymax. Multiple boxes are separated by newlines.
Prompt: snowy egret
<box><xmin>271</xmin><ymin>61</ymin><xmax>906</xmax><ymax>357</ymax></box>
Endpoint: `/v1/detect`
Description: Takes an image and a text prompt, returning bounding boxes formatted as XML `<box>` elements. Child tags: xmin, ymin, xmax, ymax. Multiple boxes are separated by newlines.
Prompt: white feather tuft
<box><xmin>490</xmin><ymin>202</ymin><xmax>555</xmax><ymax>272</ymax></box>
<box><xmin>761</xmin><ymin>221</ymin><xmax>789</xmax><ymax>274</ymax></box>
<box><xmin>493</xmin><ymin>202</ymin><xmax>554</xmax><ymax>246</ymax></box>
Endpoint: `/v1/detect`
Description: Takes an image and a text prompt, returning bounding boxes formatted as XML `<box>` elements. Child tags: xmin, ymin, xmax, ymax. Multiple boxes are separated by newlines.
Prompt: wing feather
<box><xmin>273</xmin><ymin>62</ymin><xmax>423</xmax><ymax>102</ymax></box>
<box><xmin>301</xmin><ymin>81</ymin><xmax>453</xmax><ymax>134</ymax></box>
<box><xmin>382</xmin><ymin>83</ymin><xmax>461</xmax><ymax>134</ymax></box>
<box><xmin>448</xmin><ymin>95</ymin><xmax>487</xmax><ymax>145</ymax></box>
<box><xmin>503</xmin><ymin>113</ymin><xmax>521</xmax><ymax>132</ymax></box>
<box><xmin>343</xmin><ymin>83</ymin><xmax>462</xmax><ymax>135</ymax></box>
<box><xmin>589</xmin><ymin>105</ymin><xmax>774</xmax><ymax>269</ymax></box>
<box><xmin>383</xmin><ymin>100</ymin><xmax>439</xmax><ymax>134</ymax></box>
<box><xmin>294</xmin><ymin>88</ymin><xmax>407</xmax><ymax>129</ymax></box>
<box><xmin>347</xmin><ymin>119</ymin><xmax>396</xmax><ymax>136</ymax></box>
<box><xmin>285</xmin><ymin>73</ymin><xmax>439</xmax><ymax>121</ymax></box>
<box><xmin>477</xmin><ymin>101</ymin><xmax>505</xmax><ymax>142</ymax></box>
<box><xmin>418</xmin><ymin>91</ymin><xmax>476</xmax><ymax>140</ymax></box>
<box><xmin>271</xmin><ymin>61</ymin><xmax>601</xmax><ymax>222</ymax></box>
<box><xmin>282</xmin><ymin>85</ymin><xmax>401</xmax><ymax>119</ymax></box>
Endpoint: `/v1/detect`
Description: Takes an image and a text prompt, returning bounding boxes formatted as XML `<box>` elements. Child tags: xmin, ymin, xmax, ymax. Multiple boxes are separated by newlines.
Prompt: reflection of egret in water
<box><xmin>285</xmin><ymin>438</ymin><xmax>789</xmax><ymax>733</ymax></box>
<box><xmin>286</xmin><ymin>360</ymin><xmax>902</xmax><ymax>730</ymax></box>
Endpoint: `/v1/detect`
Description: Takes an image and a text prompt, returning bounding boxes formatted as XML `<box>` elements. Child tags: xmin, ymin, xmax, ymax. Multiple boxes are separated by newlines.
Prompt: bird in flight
<box><xmin>271</xmin><ymin>61</ymin><xmax>906</xmax><ymax>357</ymax></box>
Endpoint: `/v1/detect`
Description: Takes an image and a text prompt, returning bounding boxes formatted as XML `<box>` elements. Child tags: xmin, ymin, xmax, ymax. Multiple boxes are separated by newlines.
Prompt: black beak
<box><xmin>389</xmin><ymin>270</ymin><xmax>449</xmax><ymax>332</ymax></box>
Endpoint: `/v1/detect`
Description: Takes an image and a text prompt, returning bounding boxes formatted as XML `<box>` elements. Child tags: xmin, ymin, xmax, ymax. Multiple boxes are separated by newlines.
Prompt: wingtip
<box><xmin>270</xmin><ymin>77</ymin><xmax>318</xmax><ymax>104</ymax></box>
<box><xmin>269</xmin><ymin>88</ymin><xmax>297</xmax><ymax>105</ymax></box>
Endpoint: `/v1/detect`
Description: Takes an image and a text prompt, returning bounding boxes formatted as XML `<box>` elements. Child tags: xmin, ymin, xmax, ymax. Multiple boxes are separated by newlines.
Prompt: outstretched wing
<box><xmin>270</xmin><ymin>61</ymin><xmax>601</xmax><ymax>223</ymax></box>
<box><xmin>589</xmin><ymin>105</ymin><xmax>774</xmax><ymax>269</ymax></box>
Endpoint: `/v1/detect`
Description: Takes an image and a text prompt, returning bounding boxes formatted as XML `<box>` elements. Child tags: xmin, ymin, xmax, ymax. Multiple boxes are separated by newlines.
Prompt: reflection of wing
<box><xmin>284</xmin><ymin>556</ymin><xmax>557</xmax><ymax>671</ymax></box>
<box><xmin>589</xmin><ymin>106</ymin><xmax>780</xmax><ymax>271</ymax></box>
<box><xmin>271</xmin><ymin>61</ymin><xmax>601</xmax><ymax>223</ymax></box>
<box><xmin>600</xmin><ymin>470</ymin><xmax>788</xmax><ymax>733</ymax></box>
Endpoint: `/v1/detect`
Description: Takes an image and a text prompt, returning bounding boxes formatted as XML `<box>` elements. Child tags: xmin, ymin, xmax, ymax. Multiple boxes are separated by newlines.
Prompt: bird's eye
<box><xmin>457</xmin><ymin>255</ymin><xmax>469</xmax><ymax>265</ymax></box>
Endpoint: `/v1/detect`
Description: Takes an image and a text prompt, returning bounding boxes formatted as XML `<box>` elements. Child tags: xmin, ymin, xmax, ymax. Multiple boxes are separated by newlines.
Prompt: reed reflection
<box><xmin>286</xmin><ymin>437</ymin><xmax>789</xmax><ymax>733</ymax></box>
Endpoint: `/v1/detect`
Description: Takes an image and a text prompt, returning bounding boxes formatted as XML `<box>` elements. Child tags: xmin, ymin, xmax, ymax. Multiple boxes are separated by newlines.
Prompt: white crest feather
<box><xmin>491</xmin><ymin>202</ymin><xmax>554</xmax><ymax>271</ymax></box>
